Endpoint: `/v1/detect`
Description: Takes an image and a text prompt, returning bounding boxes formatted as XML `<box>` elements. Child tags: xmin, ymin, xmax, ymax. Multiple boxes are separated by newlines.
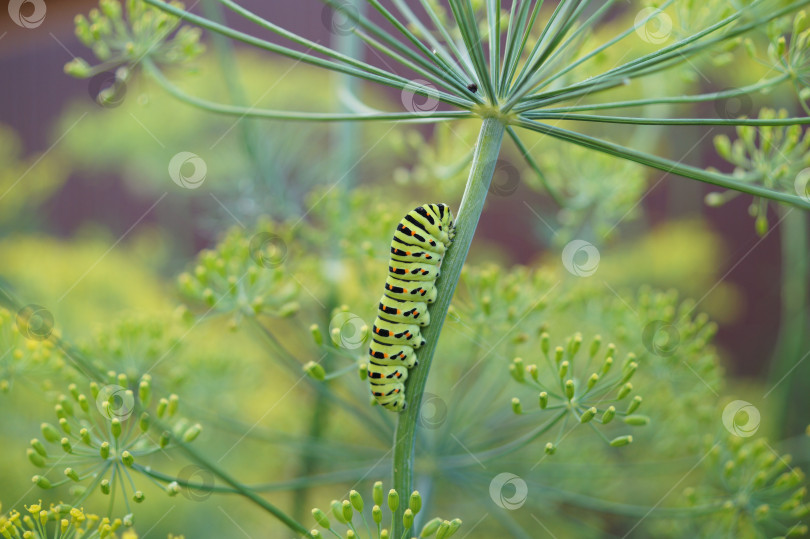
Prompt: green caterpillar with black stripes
<box><xmin>368</xmin><ymin>203</ymin><xmax>455</xmax><ymax>412</ymax></box>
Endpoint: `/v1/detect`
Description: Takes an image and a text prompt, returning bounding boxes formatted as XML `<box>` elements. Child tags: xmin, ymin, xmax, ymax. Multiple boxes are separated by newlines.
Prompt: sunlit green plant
<box><xmin>15</xmin><ymin>0</ymin><xmax>810</xmax><ymax>536</ymax></box>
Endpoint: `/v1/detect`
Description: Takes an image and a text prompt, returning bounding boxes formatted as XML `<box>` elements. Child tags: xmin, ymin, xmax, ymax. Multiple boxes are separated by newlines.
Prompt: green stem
<box><xmin>768</xmin><ymin>208</ymin><xmax>809</xmax><ymax>436</ymax></box>
<box><xmin>391</xmin><ymin>117</ymin><xmax>505</xmax><ymax>537</ymax></box>
<box><xmin>160</xmin><ymin>427</ymin><xmax>312</xmax><ymax>537</ymax></box>
<box><xmin>514</xmin><ymin>117</ymin><xmax>810</xmax><ymax>210</ymax></box>
<box><xmin>522</xmin><ymin>112</ymin><xmax>810</xmax><ymax>126</ymax></box>
<box><xmin>142</xmin><ymin>59</ymin><xmax>471</xmax><ymax>123</ymax></box>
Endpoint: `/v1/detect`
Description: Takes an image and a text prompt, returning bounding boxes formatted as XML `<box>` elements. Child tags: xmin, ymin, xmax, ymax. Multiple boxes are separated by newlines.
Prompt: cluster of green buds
<box><xmin>177</xmin><ymin>226</ymin><xmax>299</xmax><ymax>328</ymax></box>
<box><xmin>531</xmin><ymin>141</ymin><xmax>648</xmax><ymax>243</ymax></box>
<box><xmin>457</xmin><ymin>265</ymin><xmax>552</xmax><ymax>335</ymax></box>
<box><xmin>305</xmin><ymin>305</ymin><xmax>370</xmax><ymax>384</ymax></box>
<box><xmin>634</xmin><ymin>287</ymin><xmax>720</xmax><ymax>383</ymax></box>
<box><xmin>509</xmin><ymin>332</ymin><xmax>645</xmax><ymax>451</ymax></box>
<box><xmin>0</xmin><ymin>307</ymin><xmax>62</xmax><ymax>393</ymax></box>
<box><xmin>78</xmin><ymin>314</ymin><xmax>186</xmax><ymax>382</ymax></box>
<box><xmin>0</xmin><ymin>501</ymin><xmax>136</xmax><ymax>538</ymax></box>
<box><xmin>388</xmin><ymin>123</ymin><xmax>477</xmax><ymax>194</ymax></box>
<box><xmin>712</xmin><ymin>108</ymin><xmax>810</xmax><ymax>233</ymax></box>
<box><xmin>310</xmin><ymin>483</ymin><xmax>461</xmax><ymax>539</ymax></box>
<box><xmin>762</xmin><ymin>11</ymin><xmax>810</xmax><ymax>109</ymax></box>
<box><xmin>684</xmin><ymin>436</ymin><xmax>809</xmax><ymax>537</ymax></box>
<box><xmin>28</xmin><ymin>372</ymin><xmax>201</xmax><ymax>508</ymax></box>
<box><xmin>665</xmin><ymin>0</ymin><xmax>740</xmax><ymax>42</ymax></box>
<box><xmin>65</xmin><ymin>0</ymin><xmax>204</xmax><ymax>89</ymax></box>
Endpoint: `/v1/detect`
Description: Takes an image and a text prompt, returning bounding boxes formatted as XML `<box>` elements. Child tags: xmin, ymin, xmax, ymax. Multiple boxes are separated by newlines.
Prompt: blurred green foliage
<box><xmin>1</xmin><ymin>0</ymin><xmax>809</xmax><ymax>537</ymax></box>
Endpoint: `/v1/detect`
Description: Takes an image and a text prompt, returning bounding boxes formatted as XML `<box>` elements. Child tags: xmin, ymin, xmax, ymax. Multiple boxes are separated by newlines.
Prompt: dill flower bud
<box><xmin>373</xmin><ymin>481</ymin><xmax>383</xmax><ymax>506</ymax></box>
<box><xmin>610</xmin><ymin>435</ymin><xmax>633</xmax><ymax>447</ymax></box>
<box><xmin>372</xmin><ymin>505</ymin><xmax>382</xmax><ymax>524</ymax></box>
<box><xmin>304</xmin><ymin>361</ymin><xmax>326</xmax><ymax>381</ymax></box>
<box><xmin>403</xmin><ymin>508</ymin><xmax>414</xmax><ymax>529</ymax></box>
<box><xmin>388</xmin><ymin>489</ymin><xmax>399</xmax><ymax>512</ymax></box>
<box><xmin>626</xmin><ymin>396</ymin><xmax>643</xmax><ymax>414</ymax></box>
<box><xmin>350</xmin><ymin>490</ymin><xmax>363</xmax><ymax>512</ymax></box>
<box><xmin>331</xmin><ymin>500</ymin><xmax>346</xmax><ymax>524</ymax></box>
<box><xmin>312</xmin><ymin>508</ymin><xmax>330</xmax><ymax>529</ymax></box>
<box><xmin>580</xmin><ymin>407</ymin><xmax>597</xmax><ymax>423</ymax></box>
<box><xmin>409</xmin><ymin>491</ymin><xmax>422</xmax><ymax>514</ymax></box>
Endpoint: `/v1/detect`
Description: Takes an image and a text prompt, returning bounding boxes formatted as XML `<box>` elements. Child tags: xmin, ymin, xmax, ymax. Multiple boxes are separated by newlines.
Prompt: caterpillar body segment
<box><xmin>369</xmin><ymin>339</ymin><xmax>418</xmax><ymax>368</ymax></box>
<box><xmin>388</xmin><ymin>261</ymin><xmax>441</xmax><ymax>281</ymax></box>
<box><xmin>372</xmin><ymin>318</ymin><xmax>423</xmax><ymax>347</ymax></box>
<box><xmin>368</xmin><ymin>203</ymin><xmax>455</xmax><ymax>412</ymax></box>
<box><xmin>389</xmin><ymin>245</ymin><xmax>442</xmax><ymax>265</ymax></box>
<box><xmin>383</xmin><ymin>276</ymin><xmax>438</xmax><ymax>303</ymax></box>
<box><xmin>377</xmin><ymin>296</ymin><xmax>431</xmax><ymax>326</ymax></box>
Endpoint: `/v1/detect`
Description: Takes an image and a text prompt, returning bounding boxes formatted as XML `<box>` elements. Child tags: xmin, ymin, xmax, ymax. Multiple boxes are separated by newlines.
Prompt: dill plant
<box><xmin>0</xmin><ymin>0</ymin><xmax>809</xmax><ymax>537</ymax></box>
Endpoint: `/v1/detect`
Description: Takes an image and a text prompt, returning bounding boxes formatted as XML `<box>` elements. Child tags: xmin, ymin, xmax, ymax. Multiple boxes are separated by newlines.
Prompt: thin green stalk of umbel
<box><xmin>392</xmin><ymin>117</ymin><xmax>505</xmax><ymax>538</ymax></box>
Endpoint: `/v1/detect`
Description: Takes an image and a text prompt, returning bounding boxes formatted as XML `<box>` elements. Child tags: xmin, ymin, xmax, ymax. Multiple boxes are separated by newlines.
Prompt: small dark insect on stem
<box><xmin>467</xmin><ymin>82</ymin><xmax>478</xmax><ymax>92</ymax></box>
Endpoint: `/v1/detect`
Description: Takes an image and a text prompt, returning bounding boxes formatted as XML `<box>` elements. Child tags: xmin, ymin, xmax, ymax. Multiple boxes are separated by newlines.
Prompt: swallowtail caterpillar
<box><xmin>368</xmin><ymin>204</ymin><xmax>455</xmax><ymax>412</ymax></box>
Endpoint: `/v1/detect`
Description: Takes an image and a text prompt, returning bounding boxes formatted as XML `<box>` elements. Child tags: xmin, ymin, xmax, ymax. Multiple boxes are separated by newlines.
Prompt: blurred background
<box><xmin>0</xmin><ymin>0</ymin><xmax>788</xmax><ymax>378</ymax></box>
<box><xmin>0</xmin><ymin>1</ymin><xmax>807</xmax><ymax>537</ymax></box>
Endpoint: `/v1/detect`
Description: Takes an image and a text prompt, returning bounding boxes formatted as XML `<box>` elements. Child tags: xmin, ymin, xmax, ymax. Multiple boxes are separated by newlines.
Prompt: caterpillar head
<box><xmin>435</xmin><ymin>203</ymin><xmax>455</xmax><ymax>240</ymax></box>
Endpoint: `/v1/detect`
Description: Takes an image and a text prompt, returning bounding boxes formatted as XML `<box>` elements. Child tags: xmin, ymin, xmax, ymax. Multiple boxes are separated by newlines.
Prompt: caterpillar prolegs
<box><xmin>368</xmin><ymin>204</ymin><xmax>455</xmax><ymax>412</ymax></box>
